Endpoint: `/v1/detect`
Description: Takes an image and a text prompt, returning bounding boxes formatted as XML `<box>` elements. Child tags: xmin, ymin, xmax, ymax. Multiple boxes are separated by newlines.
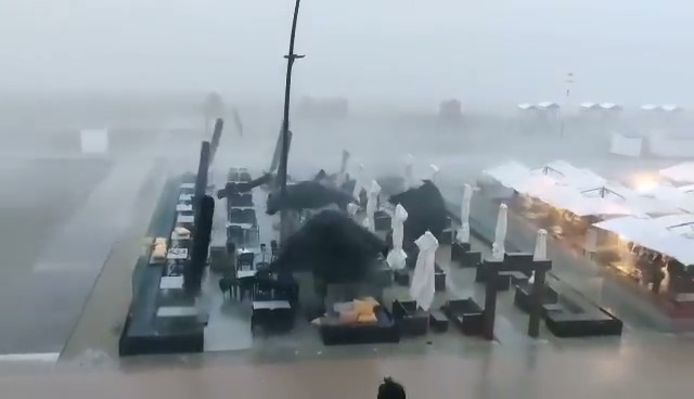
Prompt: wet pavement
<box><xmin>0</xmin><ymin>151</ymin><xmax>163</xmax><ymax>356</ymax></box>
<box><xmin>2</xmin><ymin>116</ymin><xmax>694</xmax><ymax>397</ymax></box>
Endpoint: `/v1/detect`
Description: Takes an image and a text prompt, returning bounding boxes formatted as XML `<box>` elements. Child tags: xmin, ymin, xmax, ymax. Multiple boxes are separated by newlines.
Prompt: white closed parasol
<box><xmin>529</xmin><ymin>229</ymin><xmax>548</xmax><ymax>283</ymax></box>
<box><xmin>364</xmin><ymin>180</ymin><xmax>381</xmax><ymax>232</ymax></box>
<box><xmin>352</xmin><ymin>163</ymin><xmax>365</xmax><ymax>201</ymax></box>
<box><xmin>429</xmin><ymin>164</ymin><xmax>440</xmax><ymax>184</ymax></box>
<box><xmin>533</xmin><ymin>229</ymin><xmax>548</xmax><ymax>261</ymax></box>
<box><xmin>410</xmin><ymin>231</ymin><xmax>439</xmax><ymax>311</ymax></box>
<box><xmin>492</xmin><ymin>203</ymin><xmax>508</xmax><ymax>261</ymax></box>
<box><xmin>403</xmin><ymin>154</ymin><xmax>415</xmax><ymax>190</ymax></box>
<box><xmin>387</xmin><ymin>204</ymin><xmax>409</xmax><ymax>270</ymax></box>
<box><xmin>457</xmin><ymin>183</ymin><xmax>473</xmax><ymax>243</ymax></box>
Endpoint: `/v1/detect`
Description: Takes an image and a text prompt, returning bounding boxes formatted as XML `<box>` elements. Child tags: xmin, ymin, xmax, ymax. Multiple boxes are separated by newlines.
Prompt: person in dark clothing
<box><xmin>378</xmin><ymin>377</ymin><xmax>406</xmax><ymax>399</ymax></box>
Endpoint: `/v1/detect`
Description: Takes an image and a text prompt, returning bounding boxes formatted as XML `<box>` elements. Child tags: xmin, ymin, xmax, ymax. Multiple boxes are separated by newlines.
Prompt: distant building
<box><xmin>438</xmin><ymin>99</ymin><xmax>462</xmax><ymax>122</ymax></box>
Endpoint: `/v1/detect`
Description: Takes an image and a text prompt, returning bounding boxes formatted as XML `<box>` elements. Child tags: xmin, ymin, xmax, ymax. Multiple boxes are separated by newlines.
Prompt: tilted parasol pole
<box><xmin>278</xmin><ymin>0</ymin><xmax>305</xmax><ymax>243</ymax></box>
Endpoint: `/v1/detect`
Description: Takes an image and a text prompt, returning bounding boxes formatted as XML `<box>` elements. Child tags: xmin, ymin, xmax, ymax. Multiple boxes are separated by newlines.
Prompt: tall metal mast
<box><xmin>278</xmin><ymin>0</ymin><xmax>304</xmax><ymax>243</ymax></box>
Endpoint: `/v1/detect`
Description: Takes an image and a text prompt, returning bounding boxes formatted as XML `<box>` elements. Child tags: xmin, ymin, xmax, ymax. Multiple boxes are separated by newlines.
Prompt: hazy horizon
<box><xmin>1</xmin><ymin>0</ymin><xmax>693</xmax><ymax>107</ymax></box>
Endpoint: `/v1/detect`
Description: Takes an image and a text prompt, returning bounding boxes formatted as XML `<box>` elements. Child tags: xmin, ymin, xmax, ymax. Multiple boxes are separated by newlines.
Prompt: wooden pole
<box><xmin>528</xmin><ymin>260</ymin><xmax>551</xmax><ymax>338</ymax></box>
<box><xmin>483</xmin><ymin>260</ymin><xmax>500</xmax><ymax>340</ymax></box>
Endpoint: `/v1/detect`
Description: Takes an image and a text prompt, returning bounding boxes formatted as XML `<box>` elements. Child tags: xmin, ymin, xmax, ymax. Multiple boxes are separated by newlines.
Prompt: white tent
<box><xmin>482</xmin><ymin>161</ymin><xmax>531</xmax><ymax>188</ymax></box>
<box><xmin>661</xmin><ymin>104</ymin><xmax>682</xmax><ymax>113</ymax></box>
<box><xmin>580</xmin><ymin>102</ymin><xmax>600</xmax><ymax>110</ymax></box>
<box><xmin>660</xmin><ymin>162</ymin><xmax>694</xmax><ymax>183</ymax></box>
<box><xmin>599</xmin><ymin>102</ymin><xmax>622</xmax><ymax>111</ymax></box>
<box><xmin>594</xmin><ymin>214</ymin><xmax>694</xmax><ymax>265</ymax></box>
<box><xmin>537</xmin><ymin>101</ymin><xmax>560</xmax><ymax>110</ymax></box>
<box><xmin>484</xmin><ymin>160</ymin><xmax>682</xmax><ymax>218</ymax></box>
<box><xmin>610</xmin><ymin>133</ymin><xmax>643</xmax><ymax>157</ymax></box>
<box><xmin>540</xmin><ymin>160</ymin><xmax>606</xmax><ymax>189</ymax></box>
<box><xmin>517</xmin><ymin>103</ymin><xmax>537</xmax><ymax>111</ymax></box>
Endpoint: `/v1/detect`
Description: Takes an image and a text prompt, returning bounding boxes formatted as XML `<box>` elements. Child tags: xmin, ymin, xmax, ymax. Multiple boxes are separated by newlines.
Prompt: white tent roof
<box><xmin>540</xmin><ymin>160</ymin><xmax>606</xmax><ymax>189</ymax></box>
<box><xmin>515</xmin><ymin>170</ymin><xmax>636</xmax><ymax>217</ymax></box>
<box><xmin>599</xmin><ymin>102</ymin><xmax>622</xmax><ymax>110</ymax></box>
<box><xmin>580</xmin><ymin>102</ymin><xmax>599</xmax><ymax>109</ymax></box>
<box><xmin>484</xmin><ymin>161</ymin><xmax>681</xmax><ymax>218</ymax></box>
<box><xmin>634</xmin><ymin>183</ymin><xmax>694</xmax><ymax>214</ymax></box>
<box><xmin>483</xmin><ymin>161</ymin><xmax>531</xmax><ymax>188</ymax></box>
<box><xmin>660</xmin><ymin>162</ymin><xmax>694</xmax><ymax>183</ymax></box>
<box><xmin>595</xmin><ymin>214</ymin><xmax>694</xmax><ymax>265</ymax></box>
<box><xmin>537</xmin><ymin>101</ymin><xmax>560</xmax><ymax>109</ymax></box>
<box><xmin>641</xmin><ymin>104</ymin><xmax>682</xmax><ymax>112</ymax></box>
<box><xmin>661</xmin><ymin>104</ymin><xmax>682</xmax><ymax>112</ymax></box>
<box><xmin>517</xmin><ymin>103</ymin><xmax>537</xmax><ymax>110</ymax></box>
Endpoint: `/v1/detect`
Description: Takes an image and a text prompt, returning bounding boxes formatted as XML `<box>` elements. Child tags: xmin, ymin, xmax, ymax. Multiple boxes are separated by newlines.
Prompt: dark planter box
<box><xmin>439</xmin><ymin>228</ymin><xmax>455</xmax><ymax>245</ymax></box>
<box><xmin>496</xmin><ymin>273</ymin><xmax>511</xmax><ymax>291</ymax></box>
<box><xmin>405</xmin><ymin>248</ymin><xmax>418</xmax><ymax>269</ymax></box>
<box><xmin>459</xmin><ymin>251</ymin><xmax>482</xmax><ymax>268</ymax></box>
<box><xmin>320</xmin><ymin>307</ymin><xmax>400</xmax><ymax>345</ymax></box>
<box><xmin>435</xmin><ymin>266</ymin><xmax>446</xmax><ymax>292</ymax></box>
<box><xmin>504</xmin><ymin>252</ymin><xmax>534</xmax><ymax>276</ymax></box>
<box><xmin>451</xmin><ymin>242</ymin><xmax>471</xmax><ymax>262</ymax></box>
<box><xmin>392</xmin><ymin>300</ymin><xmax>429</xmax><ymax>336</ymax></box>
<box><xmin>544</xmin><ymin>305</ymin><xmax>623</xmax><ymax>337</ymax></box>
<box><xmin>442</xmin><ymin>298</ymin><xmax>484</xmax><ymax>336</ymax></box>
<box><xmin>251</xmin><ymin>302</ymin><xmax>295</xmax><ymax>334</ymax></box>
<box><xmin>374</xmin><ymin>211</ymin><xmax>391</xmax><ymax>232</ymax></box>
<box><xmin>513</xmin><ymin>281</ymin><xmax>559</xmax><ymax>313</ymax></box>
<box><xmin>394</xmin><ymin>269</ymin><xmax>410</xmax><ymax>286</ymax></box>
<box><xmin>475</xmin><ymin>263</ymin><xmax>487</xmax><ymax>282</ymax></box>
<box><xmin>475</xmin><ymin>265</ymin><xmax>511</xmax><ymax>290</ymax></box>
<box><xmin>507</xmin><ymin>271</ymin><xmax>530</xmax><ymax>285</ymax></box>
<box><xmin>429</xmin><ymin>311</ymin><xmax>449</xmax><ymax>332</ymax></box>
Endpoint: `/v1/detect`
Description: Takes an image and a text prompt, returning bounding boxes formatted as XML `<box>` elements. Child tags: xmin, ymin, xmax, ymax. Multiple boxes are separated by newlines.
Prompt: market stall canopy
<box><xmin>660</xmin><ymin>162</ymin><xmax>694</xmax><ymax>183</ymax></box>
<box><xmin>661</xmin><ymin>104</ymin><xmax>682</xmax><ymax>113</ymax></box>
<box><xmin>539</xmin><ymin>160</ymin><xmax>606</xmax><ymax>189</ymax></box>
<box><xmin>594</xmin><ymin>214</ymin><xmax>694</xmax><ymax>266</ymax></box>
<box><xmin>484</xmin><ymin>160</ymin><xmax>677</xmax><ymax>217</ymax></box>
<box><xmin>580</xmin><ymin>182</ymin><xmax>682</xmax><ymax>216</ymax></box>
<box><xmin>482</xmin><ymin>161</ymin><xmax>531</xmax><ymax>189</ymax></box>
<box><xmin>537</xmin><ymin>101</ymin><xmax>560</xmax><ymax>110</ymax></box>
<box><xmin>580</xmin><ymin>102</ymin><xmax>599</xmax><ymax>110</ymax></box>
<box><xmin>628</xmin><ymin>182</ymin><xmax>694</xmax><ymax>214</ymax></box>
<box><xmin>599</xmin><ymin>102</ymin><xmax>622</xmax><ymax>111</ymax></box>
<box><xmin>641</xmin><ymin>104</ymin><xmax>682</xmax><ymax>112</ymax></box>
